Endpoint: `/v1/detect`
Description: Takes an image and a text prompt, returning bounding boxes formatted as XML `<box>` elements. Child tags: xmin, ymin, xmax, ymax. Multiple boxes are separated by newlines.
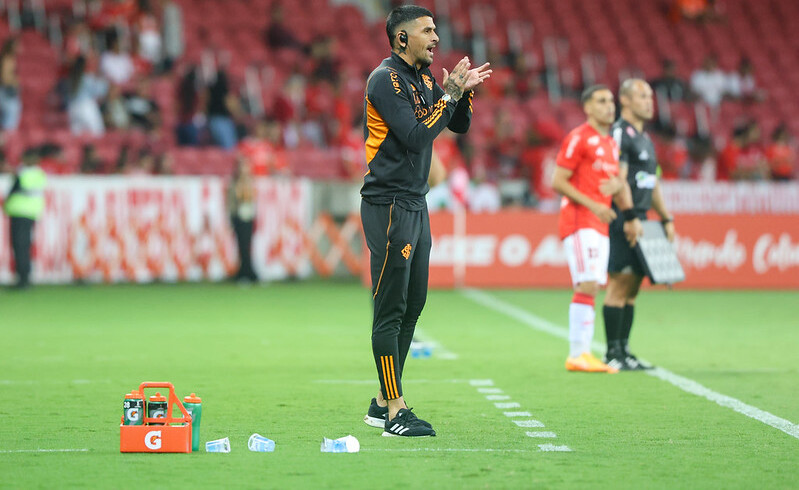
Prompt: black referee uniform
<box><xmin>608</xmin><ymin>119</ymin><xmax>658</xmax><ymax>275</ymax></box>
<box><xmin>361</xmin><ymin>52</ymin><xmax>473</xmax><ymax>401</ymax></box>
<box><xmin>604</xmin><ymin>118</ymin><xmax>659</xmax><ymax>362</ymax></box>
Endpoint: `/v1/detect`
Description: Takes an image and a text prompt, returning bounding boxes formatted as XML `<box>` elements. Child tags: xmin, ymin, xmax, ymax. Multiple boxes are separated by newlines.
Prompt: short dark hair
<box><xmin>386</xmin><ymin>5</ymin><xmax>433</xmax><ymax>49</ymax></box>
<box><xmin>580</xmin><ymin>84</ymin><xmax>610</xmax><ymax>105</ymax></box>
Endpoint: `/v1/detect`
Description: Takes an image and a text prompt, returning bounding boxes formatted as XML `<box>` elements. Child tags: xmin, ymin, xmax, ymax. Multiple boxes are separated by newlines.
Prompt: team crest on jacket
<box><xmin>421</xmin><ymin>74</ymin><xmax>433</xmax><ymax>91</ymax></box>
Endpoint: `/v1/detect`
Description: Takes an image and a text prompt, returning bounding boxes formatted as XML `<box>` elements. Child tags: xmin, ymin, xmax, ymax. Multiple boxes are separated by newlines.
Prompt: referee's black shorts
<box><xmin>608</xmin><ymin>216</ymin><xmax>646</xmax><ymax>276</ymax></box>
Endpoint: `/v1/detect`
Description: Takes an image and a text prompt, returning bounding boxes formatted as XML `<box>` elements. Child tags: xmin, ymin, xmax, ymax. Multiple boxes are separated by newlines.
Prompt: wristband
<box><xmin>622</xmin><ymin>209</ymin><xmax>637</xmax><ymax>222</ymax></box>
<box><xmin>661</xmin><ymin>217</ymin><xmax>673</xmax><ymax>224</ymax></box>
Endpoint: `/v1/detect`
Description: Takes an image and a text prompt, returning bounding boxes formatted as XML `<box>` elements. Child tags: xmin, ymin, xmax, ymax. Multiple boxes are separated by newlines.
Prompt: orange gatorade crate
<box><xmin>120</xmin><ymin>382</ymin><xmax>192</xmax><ymax>453</ymax></box>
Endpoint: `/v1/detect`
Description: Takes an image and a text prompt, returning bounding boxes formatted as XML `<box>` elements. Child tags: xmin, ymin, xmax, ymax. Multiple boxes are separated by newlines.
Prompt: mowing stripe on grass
<box><xmin>462</xmin><ymin>288</ymin><xmax>799</xmax><ymax>441</ymax></box>
<box><xmin>362</xmin><ymin>448</ymin><xmax>535</xmax><ymax>453</ymax></box>
<box><xmin>0</xmin><ymin>449</ymin><xmax>89</xmax><ymax>453</ymax></box>
<box><xmin>314</xmin><ymin>379</ymin><xmax>468</xmax><ymax>385</ymax></box>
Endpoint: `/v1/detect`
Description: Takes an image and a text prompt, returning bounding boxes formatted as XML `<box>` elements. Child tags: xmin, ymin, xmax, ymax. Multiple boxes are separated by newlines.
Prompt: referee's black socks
<box><xmin>603</xmin><ymin>305</ymin><xmax>624</xmax><ymax>356</ymax></box>
<box><xmin>621</xmin><ymin>304</ymin><xmax>635</xmax><ymax>352</ymax></box>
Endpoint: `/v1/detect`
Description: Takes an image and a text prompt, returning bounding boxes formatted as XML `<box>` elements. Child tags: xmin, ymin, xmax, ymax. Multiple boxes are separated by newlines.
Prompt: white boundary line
<box><xmin>462</xmin><ymin>288</ymin><xmax>799</xmax><ymax>441</ymax></box>
<box><xmin>0</xmin><ymin>449</ymin><xmax>89</xmax><ymax>453</ymax></box>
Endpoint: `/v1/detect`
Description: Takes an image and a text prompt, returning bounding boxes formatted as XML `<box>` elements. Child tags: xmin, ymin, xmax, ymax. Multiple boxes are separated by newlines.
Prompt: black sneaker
<box><xmin>382</xmin><ymin>408</ymin><xmax>436</xmax><ymax>437</ymax></box>
<box><xmin>623</xmin><ymin>352</ymin><xmax>654</xmax><ymax>370</ymax></box>
<box><xmin>363</xmin><ymin>398</ymin><xmax>388</xmax><ymax>428</ymax></box>
<box><xmin>605</xmin><ymin>356</ymin><xmax>628</xmax><ymax>371</ymax></box>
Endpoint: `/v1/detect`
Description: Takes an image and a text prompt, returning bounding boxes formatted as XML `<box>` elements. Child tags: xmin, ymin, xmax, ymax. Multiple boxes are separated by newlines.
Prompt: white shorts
<box><xmin>563</xmin><ymin>228</ymin><xmax>609</xmax><ymax>286</ymax></box>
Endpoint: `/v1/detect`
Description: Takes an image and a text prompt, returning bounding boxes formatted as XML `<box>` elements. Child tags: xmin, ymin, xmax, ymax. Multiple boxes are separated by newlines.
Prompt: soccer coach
<box><xmin>360</xmin><ymin>5</ymin><xmax>490</xmax><ymax>437</ymax></box>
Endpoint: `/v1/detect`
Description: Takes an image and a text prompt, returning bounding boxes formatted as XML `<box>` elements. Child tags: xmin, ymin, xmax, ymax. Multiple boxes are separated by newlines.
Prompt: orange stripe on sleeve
<box><xmin>423</xmin><ymin>100</ymin><xmax>446</xmax><ymax>126</ymax></box>
<box><xmin>365</xmin><ymin>98</ymin><xmax>389</xmax><ymax>164</ymax></box>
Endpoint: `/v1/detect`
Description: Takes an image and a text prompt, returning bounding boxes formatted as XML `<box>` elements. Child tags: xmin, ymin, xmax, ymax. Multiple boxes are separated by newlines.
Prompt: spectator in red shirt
<box><xmin>731</xmin><ymin>122</ymin><xmax>769</xmax><ymax>180</ymax></box>
<box><xmin>519</xmin><ymin>127</ymin><xmax>559</xmax><ymax>210</ymax></box>
<box><xmin>655</xmin><ymin>125</ymin><xmax>690</xmax><ymax>179</ymax></box>
<box><xmin>716</xmin><ymin>124</ymin><xmax>748</xmax><ymax>181</ymax></box>
<box><xmin>766</xmin><ymin>124</ymin><xmax>796</xmax><ymax>181</ymax></box>
<box><xmin>238</xmin><ymin>119</ymin><xmax>288</xmax><ymax>176</ymax></box>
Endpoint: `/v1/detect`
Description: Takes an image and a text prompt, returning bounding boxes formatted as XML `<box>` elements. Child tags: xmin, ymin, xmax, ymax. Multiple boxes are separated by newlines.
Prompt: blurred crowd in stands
<box><xmin>0</xmin><ymin>0</ymin><xmax>796</xmax><ymax>212</ymax></box>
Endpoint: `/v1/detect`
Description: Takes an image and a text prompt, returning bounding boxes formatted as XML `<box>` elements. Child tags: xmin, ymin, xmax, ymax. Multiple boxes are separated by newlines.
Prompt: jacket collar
<box><xmin>390</xmin><ymin>52</ymin><xmax>421</xmax><ymax>78</ymax></box>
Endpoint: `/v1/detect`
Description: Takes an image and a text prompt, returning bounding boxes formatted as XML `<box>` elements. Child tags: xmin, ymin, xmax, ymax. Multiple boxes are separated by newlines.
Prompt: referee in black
<box><xmin>360</xmin><ymin>5</ymin><xmax>490</xmax><ymax>437</ymax></box>
<box><xmin>603</xmin><ymin>79</ymin><xmax>675</xmax><ymax>370</ymax></box>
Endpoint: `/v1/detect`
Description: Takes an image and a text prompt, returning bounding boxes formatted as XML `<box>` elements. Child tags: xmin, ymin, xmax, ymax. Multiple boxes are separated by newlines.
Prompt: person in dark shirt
<box><xmin>650</xmin><ymin>59</ymin><xmax>688</xmax><ymax>103</ymax></box>
<box><xmin>360</xmin><ymin>5</ymin><xmax>490</xmax><ymax>437</ymax></box>
<box><xmin>207</xmin><ymin>68</ymin><xmax>237</xmax><ymax>150</ymax></box>
<box><xmin>603</xmin><ymin>79</ymin><xmax>676</xmax><ymax>370</ymax></box>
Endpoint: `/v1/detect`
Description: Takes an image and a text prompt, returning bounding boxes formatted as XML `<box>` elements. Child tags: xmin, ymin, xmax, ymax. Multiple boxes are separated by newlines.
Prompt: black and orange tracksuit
<box><xmin>360</xmin><ymin>52</ymin><xmax>473</xmax><ymax>400</ymax></box>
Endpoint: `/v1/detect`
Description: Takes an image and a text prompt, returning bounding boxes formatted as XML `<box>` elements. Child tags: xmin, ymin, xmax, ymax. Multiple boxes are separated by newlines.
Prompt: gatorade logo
<box><xmin>126</xmin><ymin>408</ymin><xmax>140</xmax><ymax>422</ymax></box>
<box><xmin>145</xmin><ymin>430</ymin><xmax>162</xmax><ymax>450</ymax></box>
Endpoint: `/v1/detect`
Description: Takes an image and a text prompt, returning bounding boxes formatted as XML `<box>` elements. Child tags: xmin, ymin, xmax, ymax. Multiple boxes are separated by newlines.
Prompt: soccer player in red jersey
<box><xmin>552</xmin><ymin>85</ymin><xmax>642</xmax><ymax>373</ymax></box>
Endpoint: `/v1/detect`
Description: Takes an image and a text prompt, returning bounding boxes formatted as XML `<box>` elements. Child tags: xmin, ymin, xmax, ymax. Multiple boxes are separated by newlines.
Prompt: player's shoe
<box><xmin>364</xmin><ymin>398</ymin><xmax>388</xmax><ymax>428</ymax></box>
<box><xmin>623</xmin><ymin>351</ymin><xmax>654</xmax><ymax>370</ymax></box>
<box><xmin>566</xmin><ymin>352</ymin><xmax>619</xmax><ymax>373</ymax></box>
<box><xmin>382</xmin><ymin>408</ymin><xmax>436</xmax><ymax>437</ymax></box>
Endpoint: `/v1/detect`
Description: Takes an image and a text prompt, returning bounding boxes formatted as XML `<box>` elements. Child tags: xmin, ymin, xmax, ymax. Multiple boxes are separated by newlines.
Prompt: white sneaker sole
<box><xmin>381</xmin><ymin>431</ymin><xmax>435</xmax><ymax>437</ymax></box>
<box><xmin>364</xmin><ymin>414</ymin><xmax>386</xmax><ymax>428</ymax></box>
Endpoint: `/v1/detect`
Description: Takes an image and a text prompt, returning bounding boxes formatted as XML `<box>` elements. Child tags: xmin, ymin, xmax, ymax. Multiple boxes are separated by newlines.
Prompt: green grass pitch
<box><xmin>1</xmin><ymin>282</ymin><xmax>797</xmax><ymax>488</ymax></box>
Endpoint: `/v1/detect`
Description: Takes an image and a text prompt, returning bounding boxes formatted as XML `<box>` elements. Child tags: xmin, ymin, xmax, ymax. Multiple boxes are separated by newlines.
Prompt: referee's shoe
<box><xmin>382</xmin><ymin>408</ymin><xmax>436</xmax><ymax>437</ymax></box>
<box><xmin>605</xmin><ymin>349</ymin><xmax>654</xmax><ymax>371</ymax></box>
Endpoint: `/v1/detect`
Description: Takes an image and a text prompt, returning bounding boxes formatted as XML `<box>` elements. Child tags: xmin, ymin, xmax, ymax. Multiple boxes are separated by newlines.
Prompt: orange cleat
<box><xmin>565</xmin><ymin>352</ymin><xmax>619</xmax><ymax>373</ymax></box>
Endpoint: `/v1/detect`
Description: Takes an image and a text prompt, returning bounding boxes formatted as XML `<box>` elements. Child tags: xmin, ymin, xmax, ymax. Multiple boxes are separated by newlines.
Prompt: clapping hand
<box><xmin>442</xmin><ymin>57</ymin><xmax>492</xmax><ymax>100</ymax></box>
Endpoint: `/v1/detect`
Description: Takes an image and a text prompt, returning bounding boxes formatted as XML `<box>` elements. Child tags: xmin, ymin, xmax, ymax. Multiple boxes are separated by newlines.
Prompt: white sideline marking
<box><xmin>526</xmin><ymin>431</ymin><xmax>557</xmax><ymax>438</ymax></box>
<box><xmin>0</xmin><ymin>449</ymin><xmax>88</xmax><ymax>453</ymax></box>
<box><xmin>469</xmin><ymin>379</ymin><xmax>494</xmax><ymax>386</ymax></box>
<box><xmin>485</xmin><ymin>395</ymin><xmax>511</xmax><ymax>401</ymax></box>
<box><xmin>538</xmin><ymin>444</ymin><xmax>572</xmax><ymax>452</ymax></box>
<box><xmin>478</xmin><ymin>388</ymin><xmax>503</xmax><ymax>394</ymax></box>
<box><xmin>647</xmin><ymin>367</ymin><xmax>799</xmax><ymax>440</ymax></box>
<box><xmin>362</xmin><ymin>448</ymin><xmax>534</xmax><ymax>453</ymax></box>
<box><xmin>462</xmin><ymin>288</ymin><xmax>799</xmax><ymax>441</ymax></box>
<box><xmin>504</xmin><ymin>411</ymin><xmax>532</xmax><ymax>417</ymax></box>
<box><xmin>494</xmin><ymin>402</ymin><xmax>521</xmax><ymax>409</ymax></box>
<box><xmin>513</xmin><ymin>420</ymin><xmax>545</xmax><ymax>428</ymax></box>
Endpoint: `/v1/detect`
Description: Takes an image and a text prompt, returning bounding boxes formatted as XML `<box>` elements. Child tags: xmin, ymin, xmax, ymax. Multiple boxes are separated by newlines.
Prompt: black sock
<box><xmin>603</xmin><ymin>305</ymin><xmax>624</xmax><ymax>355</ymax></box>
<box><xmin>621</xmin><ymin>304</ymin><xmax>635</xmax><ymax>353</ymax></box>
